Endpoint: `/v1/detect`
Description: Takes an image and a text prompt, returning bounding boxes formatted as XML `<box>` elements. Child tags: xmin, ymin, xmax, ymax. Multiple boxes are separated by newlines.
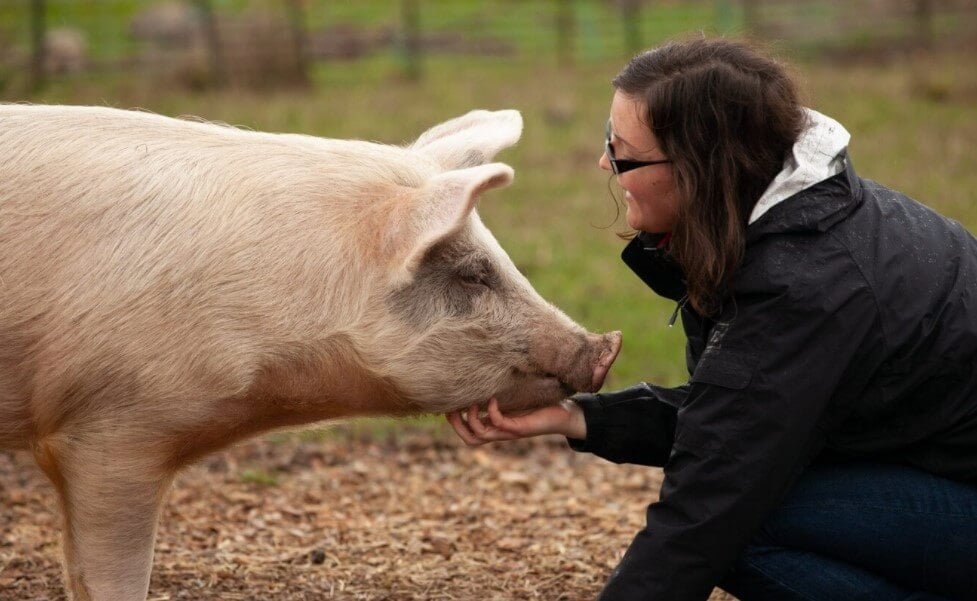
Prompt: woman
<box><xmin>447</xmin><ymin>38</ymin><xmax>977</xmax><ymax>601</ymax></box>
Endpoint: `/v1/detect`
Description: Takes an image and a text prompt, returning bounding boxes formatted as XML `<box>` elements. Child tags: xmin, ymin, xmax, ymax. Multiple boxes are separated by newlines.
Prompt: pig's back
<box><xmin>0</xmin><ymin>104</ymin><xmax>330</xmax><ymax>315</ymax></box>
<box><xmin>0</xmin><ymin>105</ymin><xmax>411</xmax><ymax>445</ymax></box>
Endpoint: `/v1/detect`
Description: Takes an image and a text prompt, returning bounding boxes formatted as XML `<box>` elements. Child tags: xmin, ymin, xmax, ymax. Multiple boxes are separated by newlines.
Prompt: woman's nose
<box><xmin>598</xmin><ymin>151</ymin><xmax>612</xmax><ymax>172</ymax></box>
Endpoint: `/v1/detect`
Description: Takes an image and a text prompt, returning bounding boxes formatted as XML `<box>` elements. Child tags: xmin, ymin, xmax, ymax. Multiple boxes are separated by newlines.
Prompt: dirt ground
<box><xmin>0</xmin><ymin>425</ymin><xmax>736</xmax><ymax>600</ymax></box>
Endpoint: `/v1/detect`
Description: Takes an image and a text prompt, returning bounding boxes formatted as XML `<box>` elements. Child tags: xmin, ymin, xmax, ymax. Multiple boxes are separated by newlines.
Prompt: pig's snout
<box><xmin>590</xmin><ymin>330</ymin><xmax>622</xmax><ymax>392</ymax></box>
<box><xmin>540</xmin><ymin>329</ymin><xmax>622</xmax><ymax>395</ymax></box>
<box><xmin>494</xmin><ymin>327</ymin><xmax>622</xmax><ymax>411</ymax></box>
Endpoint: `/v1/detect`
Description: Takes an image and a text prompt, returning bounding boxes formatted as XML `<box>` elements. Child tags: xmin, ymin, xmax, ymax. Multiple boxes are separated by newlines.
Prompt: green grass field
<box><xmin>0</xmin><ymin>0</ymin><xmax>742</xmax><ymax>61</ymax></box>
<box><xmin>8</xmin><ymin>38</ymin><xmax>977</xmax><ymax>418</ymax></box>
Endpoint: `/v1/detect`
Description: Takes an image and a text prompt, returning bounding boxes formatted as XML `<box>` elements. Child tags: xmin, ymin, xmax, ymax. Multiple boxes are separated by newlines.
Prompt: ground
<box><xmin>1</xmin><ymin>425</ymin><xmax>736</xmax><ymax>600</ymax></box>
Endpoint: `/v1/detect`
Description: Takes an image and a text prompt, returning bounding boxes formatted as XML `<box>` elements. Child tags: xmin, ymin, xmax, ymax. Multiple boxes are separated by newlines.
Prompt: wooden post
<box><xmin>742</xmin><ymin>0</ymin><xmax>759</xmax><ymax>38</ymax></box>
<box><xmin>555</xmin><ymin>0</ymin><xmax>575</xmax><ymax>67</ymax></box>
<box><xmin>30</xmin><ymin>0</ymin><xmax>46</xmax><ymax>93</ymax></box>
<box><xmin>196</xmin><ymin>0</ymin><xmax>225</xmax><ymax>88</ymax></box>
<box><xmin>715</xmin><ymin>0</ymin><xmax>735</xmax><ymax>35</ymax></box>
<box><xmin>285</xmin><ymin>0</ymin><xmax>310</xmax><ymax>86</ymax></box>
<box><xmin>914</xmin><ymin>0</ymin><xmax>933</xmax><ymax>50</ymax></box>
<box><xmin>402</xmin><ymin>0</ymin><xmax>422</xmax><ymax>81</ymax></box>
<box><xmin>621</xmin><ymin>0</ymin><xmax>641</xmax><ymax>55</ymax></box>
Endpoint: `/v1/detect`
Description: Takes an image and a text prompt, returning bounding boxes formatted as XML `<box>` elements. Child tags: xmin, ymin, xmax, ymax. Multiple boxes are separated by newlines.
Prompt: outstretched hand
<box><xmin>445</xmin><ymin>397</ymin><xmax>586</xmax><ymax>446</ymax></box>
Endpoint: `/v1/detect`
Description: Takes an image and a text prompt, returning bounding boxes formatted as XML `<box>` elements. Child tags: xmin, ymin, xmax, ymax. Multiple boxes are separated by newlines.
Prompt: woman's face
<box><xmin>599</xmin><ymin>91</ymin><xmax>679</xmax><ymax>234</ymax></box>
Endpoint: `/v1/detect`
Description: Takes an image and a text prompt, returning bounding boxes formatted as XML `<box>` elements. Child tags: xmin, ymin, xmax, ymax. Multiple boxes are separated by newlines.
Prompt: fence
<box><xmin>1</xmin><ymin>0</ymin><xmax>975</xmax><ymax>95</ymax></box>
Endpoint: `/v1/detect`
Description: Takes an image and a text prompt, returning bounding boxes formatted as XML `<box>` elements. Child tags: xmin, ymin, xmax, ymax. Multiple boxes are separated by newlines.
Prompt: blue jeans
<box><xmin>719</xmin><ymin>462</ymin><xmax>977</xmax><ymax>601</ymax></box>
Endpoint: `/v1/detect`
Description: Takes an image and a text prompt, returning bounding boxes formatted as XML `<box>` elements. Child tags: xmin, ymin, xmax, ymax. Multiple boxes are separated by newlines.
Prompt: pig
<box><xmin>0</xmin><ymin>105</ymin><xmax>621</xmax><ymax>601</ymax></box>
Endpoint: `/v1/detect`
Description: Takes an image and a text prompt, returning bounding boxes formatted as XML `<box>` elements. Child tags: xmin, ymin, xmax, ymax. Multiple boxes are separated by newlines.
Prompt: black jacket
<box><xmin>570</xmin><ymin>158</ymin><xmax>977</xmax><ymax>600</ymax></box>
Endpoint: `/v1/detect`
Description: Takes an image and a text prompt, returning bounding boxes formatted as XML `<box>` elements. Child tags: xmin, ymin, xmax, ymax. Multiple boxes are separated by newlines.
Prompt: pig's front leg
<box><xmin>34</xmin><ymin>431</ymin><xmax>173</xmax><ymax>601</ymax></box>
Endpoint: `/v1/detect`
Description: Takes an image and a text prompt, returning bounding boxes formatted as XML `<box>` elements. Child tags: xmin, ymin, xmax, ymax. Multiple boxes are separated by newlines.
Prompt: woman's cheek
<box><xmin>623</xmin><ymin>192</ymin><xmax>643</xmax><ymax>230</ymax></box>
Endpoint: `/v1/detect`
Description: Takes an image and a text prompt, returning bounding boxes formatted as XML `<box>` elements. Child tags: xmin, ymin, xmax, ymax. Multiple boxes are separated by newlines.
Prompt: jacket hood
<box><xmin>748</xmin><ymin>108</ymin><xmax>851</xmax><ymax>225</ymax></box>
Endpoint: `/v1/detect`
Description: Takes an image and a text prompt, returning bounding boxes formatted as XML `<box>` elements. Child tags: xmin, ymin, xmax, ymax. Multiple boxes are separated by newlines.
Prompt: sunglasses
<box><xmin>605</xmin><ymin>120</ymin><xmax>672</xmax><ymax>175</ymax></box>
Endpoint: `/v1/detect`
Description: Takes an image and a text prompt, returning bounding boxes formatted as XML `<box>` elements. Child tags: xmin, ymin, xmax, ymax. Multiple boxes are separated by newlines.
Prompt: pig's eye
<box><xmin>459</xmin><ymin>271</ymin><xmax>489</xmax><ymax>289</ymax></box>
<box><xmin>457</xmin><ymin>260</ymin><xmax>495</xmax><ymax>290</ymax></box>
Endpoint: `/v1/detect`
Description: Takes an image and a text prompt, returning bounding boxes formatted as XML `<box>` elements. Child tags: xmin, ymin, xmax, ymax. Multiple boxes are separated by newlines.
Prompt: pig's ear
<box><xmin>411</xmin><ymin>110</ymin><xmax>522</xmax><ymax>171</ymax></box>
<box><xmin>399</xmin><ymin>162</ymin><xmax>514</xmax><ymax>276</ymax></box>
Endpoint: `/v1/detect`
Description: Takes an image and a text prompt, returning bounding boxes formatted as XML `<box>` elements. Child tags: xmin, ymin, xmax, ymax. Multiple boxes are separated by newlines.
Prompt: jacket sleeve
<box><xmin>598</xmin><ymin>247</ymin><xmax>880</xmax><ymax>601</ymax></box>
<box><xmin>567</xmin><ymin>383</ymin><xmax>684</xmax><ymax>467</ymax></box>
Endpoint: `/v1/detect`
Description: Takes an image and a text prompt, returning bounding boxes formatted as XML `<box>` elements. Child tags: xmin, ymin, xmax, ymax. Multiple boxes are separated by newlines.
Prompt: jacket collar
<box><xmin>621</xmin><ymin>232</ymin><xmax>687</xmax><ymax>302</ymax></box>
<box><xmin>748</xmin><ymin>108</ymin><xmax>851</xmax><ymax>224</ymax></box>
<box><xmin>745</xmin><ymin>156</ymin><xmax>863</xmax><ymax>243</ymax></box>
<box><xmin>621</xmin><ymin>157</ymin><xmax>864</xmax><ymax>302</ymax></box>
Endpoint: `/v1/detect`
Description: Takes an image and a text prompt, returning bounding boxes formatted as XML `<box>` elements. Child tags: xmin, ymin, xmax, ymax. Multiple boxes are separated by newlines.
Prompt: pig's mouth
<box><xmin>510</xmin><ymin>365</ymin><xmax>577</xmax><ymax>396</ymax></box>
<box><xmin>534</xmin><ymin>370</ymin><xmax>577</xmax><ymax>396</ymax></box>
<box><xmin>512</xmin><ymin>363</ymin><xmax>577</xmax><ymax>386</ymax></box>
<box><xmin>495</xmin><ymin>331</ymin><xmax>621</xmax><ymax>410</ymax></box>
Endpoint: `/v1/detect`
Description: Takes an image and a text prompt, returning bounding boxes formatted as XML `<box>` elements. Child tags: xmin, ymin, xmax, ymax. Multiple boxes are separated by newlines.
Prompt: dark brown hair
<box><xmin>613</xmin><ymin>37</ymin><xmax>806</xmax><ymax>315</ymax></box>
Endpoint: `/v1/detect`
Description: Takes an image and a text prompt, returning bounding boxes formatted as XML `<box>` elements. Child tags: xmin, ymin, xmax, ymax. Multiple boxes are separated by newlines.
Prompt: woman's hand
<box><xmin>445</xmin><ymin>397</ymin><xmax>586</xmax><ymax>446</ymax></box>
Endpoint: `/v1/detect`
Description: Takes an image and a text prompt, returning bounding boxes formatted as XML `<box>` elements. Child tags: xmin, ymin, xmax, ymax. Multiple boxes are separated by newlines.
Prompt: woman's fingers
<box><xmin>467</xmin><ymin>402</ymin><xmax>525</xmax><ymax>441</ymax></box>
<box><xmin>446</xmin><ymin>404</ymin><xmax>515</xmax><ymax>446</ymax></box>
<box><xmin>487</xmin><ymin>397</ymin><xmax>527</xmax><ymax>433</ymax></box>
<box><xmin>447</xmin><ymin>398</ymin><xmax>571</xmax><ymax>446</ymax></box>
<box><xmin>466</xmin><ymin>404</ymin><xmax>488</xmax><ymax>436</ymax></box>
<box><xmin>487</xmin><ymin>397</ymin><xmax>568</xmax><ymax>436</ymax></box>
<box><xmin>446</xmin><ymin>410</ymin><xmax>482</xmax><ymax>447</ymax></box>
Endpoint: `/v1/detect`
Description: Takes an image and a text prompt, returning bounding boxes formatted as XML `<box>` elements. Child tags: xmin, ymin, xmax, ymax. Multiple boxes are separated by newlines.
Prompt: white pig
<box><xmin>0</xmin><ymin>105</ymin><xmax>621</xmax><ymax>601</ymax></box>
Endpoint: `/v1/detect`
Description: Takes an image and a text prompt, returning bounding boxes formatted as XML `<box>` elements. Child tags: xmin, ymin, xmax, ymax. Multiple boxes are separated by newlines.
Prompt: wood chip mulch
<box><xmin>0</xmin><ymin>424</ymin><xmax>736</xmax><ymax>600</ymax></box>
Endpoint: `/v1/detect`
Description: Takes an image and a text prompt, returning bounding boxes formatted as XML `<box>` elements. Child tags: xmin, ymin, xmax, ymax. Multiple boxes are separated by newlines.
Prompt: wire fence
<box><xmin>1</xmin><ymin>0</ymin><xmax>975</xmax><ymax>95</ymax></box>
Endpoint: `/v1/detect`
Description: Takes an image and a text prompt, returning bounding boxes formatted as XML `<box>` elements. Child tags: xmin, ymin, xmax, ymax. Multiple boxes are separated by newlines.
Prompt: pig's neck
<box><xmin>162</xmin><ymin>334</ymin><xmax>412</xmax><ymax>470</ymax></box>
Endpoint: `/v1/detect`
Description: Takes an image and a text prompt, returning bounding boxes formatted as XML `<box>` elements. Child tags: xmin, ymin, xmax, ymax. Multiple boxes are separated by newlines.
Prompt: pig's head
<box><xmin>350</xmin><ymin>110</ymin><xmax>621</xmax><ymax>415</ymax></box>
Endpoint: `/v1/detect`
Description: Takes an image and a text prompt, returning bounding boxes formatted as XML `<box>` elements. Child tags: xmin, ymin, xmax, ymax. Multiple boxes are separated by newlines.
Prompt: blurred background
<box><xmin>1</xmin><ymin>0</ymin><xmax>975</xmax><ymax>390</ymax></box>
<box><xmin>1</xmin><ymin>3</ymin><xmax>976</xmax><ymax>599</ymax></box>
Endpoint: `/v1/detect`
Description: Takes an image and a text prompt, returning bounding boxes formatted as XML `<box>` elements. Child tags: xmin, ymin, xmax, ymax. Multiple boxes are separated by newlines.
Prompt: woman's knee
<box><xmin>721</xmin><ymin>545</ymin><xmax>813</xmax><ymax>601</ymax></box>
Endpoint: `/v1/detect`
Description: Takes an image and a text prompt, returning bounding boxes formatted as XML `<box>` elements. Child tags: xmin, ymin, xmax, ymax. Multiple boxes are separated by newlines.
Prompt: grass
<box><xmin>6</xmin><ymin>41</ymin><xmax>977</xmax><ymax>433</ymax></box>
<box><xmin>238</xmin><ymin>467</ymin><xmax>280</xmax><ymax>487</ymax></box>
<box><xmin>0</xmin><ymin>0</ymin><xmax>746</xmax><ymax>61</ymax></box>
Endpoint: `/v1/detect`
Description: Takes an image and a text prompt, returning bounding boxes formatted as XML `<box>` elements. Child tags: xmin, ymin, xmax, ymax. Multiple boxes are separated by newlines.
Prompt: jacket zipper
<box><xmin>668</xmin><ymin>294</ymin><xmax>689</xmax><ymax>328</ymax></box>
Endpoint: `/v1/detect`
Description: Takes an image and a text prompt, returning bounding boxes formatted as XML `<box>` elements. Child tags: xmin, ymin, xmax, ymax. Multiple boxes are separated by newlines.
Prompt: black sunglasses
<box><xmin>605</xmin><ymin>120</ymin><xmax>672</xmax><ymax>175</ymax></box>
